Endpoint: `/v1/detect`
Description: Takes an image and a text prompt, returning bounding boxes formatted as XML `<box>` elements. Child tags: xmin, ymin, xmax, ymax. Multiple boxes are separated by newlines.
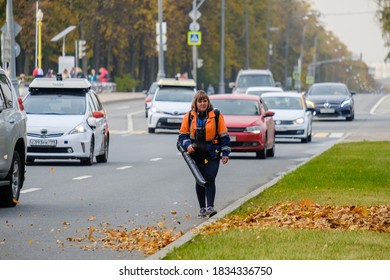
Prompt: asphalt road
<box><xmin>0</xmin><ymin>93</ymin><xmax>389</xmax><ymax>260</ymax></box>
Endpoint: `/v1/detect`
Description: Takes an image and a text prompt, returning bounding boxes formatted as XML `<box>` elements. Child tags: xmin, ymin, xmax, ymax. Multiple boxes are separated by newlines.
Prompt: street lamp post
<box><xmin>34</xmin><ymin>1</ymin><xmax>38</xmax><ymax>68</ymax></box>
<box><xmin>267</xmin><ymin>26</ymin><xmax>279</xmax><ymax>71</ymax></box>
<box><xmin>218</xmin><ymin>0</ymin><xmax>225</xmax><ymax>93</ymax></box>
<box><xmin>37</xmin><ymin>9</ymin><xmax>43</xmax><ymax>69</ymax></box>
<box><xmin>297</xmin><ymin>20</ymin><xmax>308</xmax><ymax>91</ymax></box>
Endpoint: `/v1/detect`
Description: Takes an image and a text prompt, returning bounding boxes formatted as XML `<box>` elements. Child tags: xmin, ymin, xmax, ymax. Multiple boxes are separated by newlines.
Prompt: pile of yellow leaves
<box><xmin>199</xmin><ymin>200</ymin><xmax>390</xmax><ymax>235</ymax></box>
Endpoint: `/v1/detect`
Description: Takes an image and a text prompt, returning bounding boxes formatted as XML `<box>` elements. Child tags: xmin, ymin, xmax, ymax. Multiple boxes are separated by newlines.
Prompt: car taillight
<box><xmin>17</xmin><ymin>97</ymin><xmax>24</xmax><ymax>111</ymax></box>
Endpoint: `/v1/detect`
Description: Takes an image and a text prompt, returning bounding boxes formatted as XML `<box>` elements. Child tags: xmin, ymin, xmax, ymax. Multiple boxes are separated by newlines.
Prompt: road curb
<box><xmin>147</xmin><ymin>134</ymin><xmax>350</xmax><ymax>260</ymax></box>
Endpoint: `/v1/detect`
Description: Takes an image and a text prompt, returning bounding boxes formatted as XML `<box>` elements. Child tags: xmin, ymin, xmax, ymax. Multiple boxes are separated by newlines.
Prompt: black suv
<box><xmin>0</xmin><ymin>68</ymin><xmax>27</xmax><ymax>207</ymax></box>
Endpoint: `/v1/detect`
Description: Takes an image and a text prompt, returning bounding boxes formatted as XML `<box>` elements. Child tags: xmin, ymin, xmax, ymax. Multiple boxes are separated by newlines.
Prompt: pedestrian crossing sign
<box><xmin>188</xmin><ymin>32</ymin><xmax>202</xmax><ymax>46</ymax></box>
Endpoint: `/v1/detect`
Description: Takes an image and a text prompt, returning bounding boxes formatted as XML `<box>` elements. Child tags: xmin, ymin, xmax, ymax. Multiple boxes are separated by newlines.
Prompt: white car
<box><xmin>261</xmin><ymin>91</ymin><xmax>313</xmax><ymax>143</ymax></box>
<box><xmin>23</xmin><ymin>76</ymin><xmax>109</xmax><ymax>165</ymax></box>
<box><xmin>148</xmin><ymin>78</ymin><xmax>196</xmax><ymax>133</ymax></box>
<box><xmin>245</xmin><ymin>86</ymin><xmax>283</xmax><ymax>97</ymax></box>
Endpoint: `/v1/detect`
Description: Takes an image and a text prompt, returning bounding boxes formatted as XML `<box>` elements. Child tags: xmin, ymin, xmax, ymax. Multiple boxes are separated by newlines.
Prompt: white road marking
<box><xmin>116</xmin><ymin>166</ymin><xmax>132</xmax><ymax>170</ymax></box>
<box><xmin>314</xmin><ymin>132</ymin><xmax>329</xmax><ymax>138</ymax></box>
<box><xmin>329</xmin><ymin>133</ymin><xmax>344</xmax><ymax>138</ymax></box>
<box><xmin>127</xmin><ymin>113</ymin><xmax>134</xmax><ymax>131</ymax></box>
<box><xmin>150</xmin><ymin>158</ymin><xmax>163</xmax><ymax>162</ymax></box>
<box><xmin>20</xmin><ymin>188</ymin><xmax>41</xmax><ymax>194</ymax></box>
<box><xmin>117</xmin><ymin>106</ymin><xmax>130</xmax><ymax>110</ymax></box>
<box><xmin>72</xmin><ymin>175</ymin><xmax>92</xmax><ymax>180</ymax></box>
<box><xmin>127</xmin><ymin>110</ymin><xmax>145</xmax><ymax>131</ymax></box>
<box><xmin>370</xmin><ymin>95</ymin><xmax>390</xmax><ymax>115</ymax></box>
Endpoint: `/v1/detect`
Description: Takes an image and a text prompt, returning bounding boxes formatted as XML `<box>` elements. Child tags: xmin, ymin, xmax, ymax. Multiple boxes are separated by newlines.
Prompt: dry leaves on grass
<box><xmin>200</xmin><ymin>200</ymin><xmax>390</xmax><ymax>235</ymax></box>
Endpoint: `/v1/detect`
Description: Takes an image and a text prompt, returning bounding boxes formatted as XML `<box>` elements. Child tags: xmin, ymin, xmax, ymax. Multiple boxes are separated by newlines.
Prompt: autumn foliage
<box><xmin>65</xmin><ymin>200</ymin><xmax>389</xmax><ymax>255</ymax></box>
<box><xmin>199</xmin><ymin>200</ymin><xmax>390</xmax><ymax>236</ymax></box>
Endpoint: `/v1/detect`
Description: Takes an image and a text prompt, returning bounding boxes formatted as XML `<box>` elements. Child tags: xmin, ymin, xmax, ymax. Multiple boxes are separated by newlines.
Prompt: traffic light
<box><xmin>78</xmin><ymin>40</ymin><xmax>86</xmax><ymax>58</ymax></box>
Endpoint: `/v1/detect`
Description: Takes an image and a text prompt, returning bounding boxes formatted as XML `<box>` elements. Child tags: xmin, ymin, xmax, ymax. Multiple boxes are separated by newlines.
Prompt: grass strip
<box><xmin>164</xmin><ymin>141</ymin><xmax>390</xmax><ymax>260</ymax></box>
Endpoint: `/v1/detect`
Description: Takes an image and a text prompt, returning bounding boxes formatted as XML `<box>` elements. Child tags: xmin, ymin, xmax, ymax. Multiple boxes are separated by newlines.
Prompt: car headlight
<box><xmin>150</xmin><ymin>107</ymin><xmax>164</xmax><ymax>113</ymax></box>
<box><xmin>306</xmin><ymin>100</ymin><xmax>315</xmax><ymax>108</ymax></box>
<box><xmin>294</xmin><ymin>117</ymin><xmax>305</xmax><ymax>125</ymax></box>
<box><xmin>341</xmin><ymin>99</ymin><xmax>351</xmax><ymax>107</ymax></box>
<box><xmin>244</xmin><ymin>126</ymin><xmax>262</xmax><ymax>134</ymax></box>
<box><xmin>69</xmin><ymin>123</ymin><xmax>88</xmax><ymax>134</ymax></box>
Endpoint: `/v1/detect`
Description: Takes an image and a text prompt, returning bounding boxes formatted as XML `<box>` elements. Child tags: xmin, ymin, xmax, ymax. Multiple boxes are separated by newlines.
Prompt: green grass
<box><xmin>164</xmin><ymin>141</ymin><xmax>390</xmax><ymax>260</ymax></box>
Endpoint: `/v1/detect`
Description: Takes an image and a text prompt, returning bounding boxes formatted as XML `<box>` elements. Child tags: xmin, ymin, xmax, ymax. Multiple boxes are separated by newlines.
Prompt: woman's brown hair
<box><xmin>191</xmin><ymin>90</ymin><xmax>214</xmax><ymax>112</ymax></box>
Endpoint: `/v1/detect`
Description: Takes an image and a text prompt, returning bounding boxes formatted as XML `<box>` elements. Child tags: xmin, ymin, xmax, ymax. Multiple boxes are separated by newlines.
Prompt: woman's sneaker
<box><xmin>198</xmin><ymin>207</ymin><xmax>207</xmax><ymax>217</ymax></box>
<box><xmin>206</xmin><ymin>206</ymin><xmax>217</xmax><ymax>217</ymax></box>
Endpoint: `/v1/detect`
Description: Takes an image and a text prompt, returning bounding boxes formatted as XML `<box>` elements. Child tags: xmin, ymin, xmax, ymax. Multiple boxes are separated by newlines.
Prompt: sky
<box><xmin>309</xmin><ymin>0</ymin><xmax>390</xmax><ymax>78</ymax></box>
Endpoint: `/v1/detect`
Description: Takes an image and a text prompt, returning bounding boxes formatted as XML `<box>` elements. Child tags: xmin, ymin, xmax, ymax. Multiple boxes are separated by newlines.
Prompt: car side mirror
<box><xmin>93</xmin><ymin>111</ymin><xmax>105</xmax><ymax>118</ymax></box>
<box><xmin>275</xmin><ymin>81</ymin><xmax>282</xmax><ymax>88</ymax></box>
<box><xmin>87</xmin><ymin>117</ymin><xmax>96</xmax><ymax>128</ymax></box>
<box><xmin>265</xmin><ymin>111</ymin><xmax>275</xmax><ymax>117</ymax></box>
<box><xmin>228</xmin><ymin>82</ymin><xmax>235</xmax><ymax>89</ymax></box>
<box><xmin>351</xmin><ymin>91</ymin><xmax>356</xmax><ymax>96</ymax></box>
<box><xmin>87</xmin><ymin>111</ymin><xmax>105</xmax><ymax>128</ymax></box>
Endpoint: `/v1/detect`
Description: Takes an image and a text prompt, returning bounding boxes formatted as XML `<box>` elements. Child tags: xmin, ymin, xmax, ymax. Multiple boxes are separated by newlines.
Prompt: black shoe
<box><xmin>206</xmin><ymin>206</ymin><xmax>217</xmax><ymax>217</ymax></box>
<box><xmin>198</xmin><ymin>207</ymin><xmax>207</xmax><ymax>217</ymax></box>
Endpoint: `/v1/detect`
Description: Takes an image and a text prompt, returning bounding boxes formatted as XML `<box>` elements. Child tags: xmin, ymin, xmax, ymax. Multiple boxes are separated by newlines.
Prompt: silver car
<box><xmin>0</xmin><ymin>68</ymin><xmax>27</xmax><ymax>207</ymax></box>
<box><xmin>262</xmin><ymin>91</ymin><xmax>313</xmax><ymax>143</ymax></box>
<box><xmin>23</xmin><ymin>76</ymin><xmax>109</xmax><ymax>165</ymax></box>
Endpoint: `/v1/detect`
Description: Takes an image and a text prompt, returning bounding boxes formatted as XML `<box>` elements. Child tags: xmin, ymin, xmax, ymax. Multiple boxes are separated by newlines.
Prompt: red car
<box><xmin>210</xmin><ymin>94</ymin><xmax>275</xmax><ymax>159</ymax></box>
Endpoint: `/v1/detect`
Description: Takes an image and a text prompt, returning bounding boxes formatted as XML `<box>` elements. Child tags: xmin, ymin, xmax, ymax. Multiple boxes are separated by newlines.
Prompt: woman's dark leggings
<box><xmin>195</xmin><ymin>156</ymin><xmax>220</xmax><ymax>208</ymax></box>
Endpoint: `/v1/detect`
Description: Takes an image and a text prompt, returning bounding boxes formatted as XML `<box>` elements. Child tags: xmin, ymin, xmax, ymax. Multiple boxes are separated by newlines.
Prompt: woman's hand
<box><xmin>221</xmin><ymin>156</ymin><xmax>229</xmax><ymax>164</ymax></box>
<box><xmin>187</xmin><ymin>144</ymin><xmax>195</xmax><ymax>154</ymax></box>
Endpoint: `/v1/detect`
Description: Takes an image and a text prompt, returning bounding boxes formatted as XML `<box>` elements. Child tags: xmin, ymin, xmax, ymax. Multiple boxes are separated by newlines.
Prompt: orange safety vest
<box><xmin>180</xmin><ymin>110</ymin><xmax>226</xmax><ymax>144</ymax></box>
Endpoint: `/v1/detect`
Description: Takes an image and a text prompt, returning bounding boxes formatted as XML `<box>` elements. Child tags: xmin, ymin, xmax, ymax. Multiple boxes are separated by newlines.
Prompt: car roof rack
<box><xmin>29</xmin><ymin>78</ymin><xmax>92</xmax><ymax>91</ymax></box>
<box><xmin>157</xmin><ymin>78</ymin><xmax>196</xmax><ymax>88</ymax></box>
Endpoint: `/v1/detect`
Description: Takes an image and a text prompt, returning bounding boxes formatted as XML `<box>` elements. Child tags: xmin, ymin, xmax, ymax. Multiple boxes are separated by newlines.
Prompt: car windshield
<box><xmin>308</xmin><ymin>85</ymin><xmax>349</xmax><ymax>96</ymax></box>
<box><xmin>263</xmin><ymin>96</ymin><xmax>303</xmax><ymax>110</ymax></box>
<box><xmin>155</xmin><ymin>87</ymin><xmax>195</xmax><ymax>102</ymax></box>
<box><xmin>23</xmin><ymin>93</ymin><xmax>86</xmax><ymax>115</ymax></box>
<box><xmin>212</xmin><ymin>99</ymin><xmax>260</xmax><ymax>115</ymax></box>
<box><xmin>237</xmin><ymin>74</ymin><xmax>274</xmax><ymax>87</ymax></box>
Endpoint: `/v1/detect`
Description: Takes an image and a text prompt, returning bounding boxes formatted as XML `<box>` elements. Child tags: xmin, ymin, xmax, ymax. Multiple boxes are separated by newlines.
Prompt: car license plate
<box><xmin>276</xmin><ymin>126</ymin><xmax>288</xmax><ymax>131</ymax></box>
<box><xmin>30</xmin><ymin>139</ymin><xmax>57</xmax><ymax>146</ymax></box>
<box><xmin>229</xmin><ymin>136</ymin><xmax>236</xmax><ymax>142</ymax></box>
<box><xmin>167</xmin><ymin>118</ymin><xmax>182</xmax><ymax>123</ymax></box>
<box><xmin>320</xmin><ymin>108</ymin><xmax>335</xmax><ymax>113</ymax></box>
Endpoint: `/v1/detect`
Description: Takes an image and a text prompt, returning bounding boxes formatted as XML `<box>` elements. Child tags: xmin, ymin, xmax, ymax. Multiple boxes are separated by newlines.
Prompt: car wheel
<box><xmin>266</xmin><ymin>139</ymin><xmax>275</xmax><ymax>157</ymax></box>
<box><xmin>148</xmin><ymin>127</ymin><xmax>155</xmax><ymax>133</ymax></box>
<box><xmin>81</xmin><ymin>138</ymin><xmax>94</xmax><ymax>166</ymax></box>
<box><xmin>0</xmin><ymin>151</ymin><xmax>22</xmax><ymax>207</ymax></box>
<box><xmin>96</xmin><ymin>136</ymin><xmax>109</xmax><ymax>163</ymax></box>
<box><xmin>145</xmin><ymin>110</ymin><xmax>148</xmax><ymax>118</ymax></box>
<box><xmin>256</xmin><ymin>137</ymin><xmax>267</xmax><ymax>159</ymax></box>
<box><xmin>346</xmin><ymin>113</ymin><xmax>354</xmax><ymax>121</ymax></box>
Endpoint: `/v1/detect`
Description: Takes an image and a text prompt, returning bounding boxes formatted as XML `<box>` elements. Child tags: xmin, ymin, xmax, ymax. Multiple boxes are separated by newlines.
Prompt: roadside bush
<box><xmin>115</xmin><ymin>73</ymin><xmax>140</xmax><ymax>92</ymax></box>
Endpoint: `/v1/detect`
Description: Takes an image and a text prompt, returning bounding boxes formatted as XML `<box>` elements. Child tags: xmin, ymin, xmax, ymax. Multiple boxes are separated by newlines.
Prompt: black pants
<box><xmin>194</xmin><ymin>156</ymin><xmax>220</xmax><ymax>209</ymax></box>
